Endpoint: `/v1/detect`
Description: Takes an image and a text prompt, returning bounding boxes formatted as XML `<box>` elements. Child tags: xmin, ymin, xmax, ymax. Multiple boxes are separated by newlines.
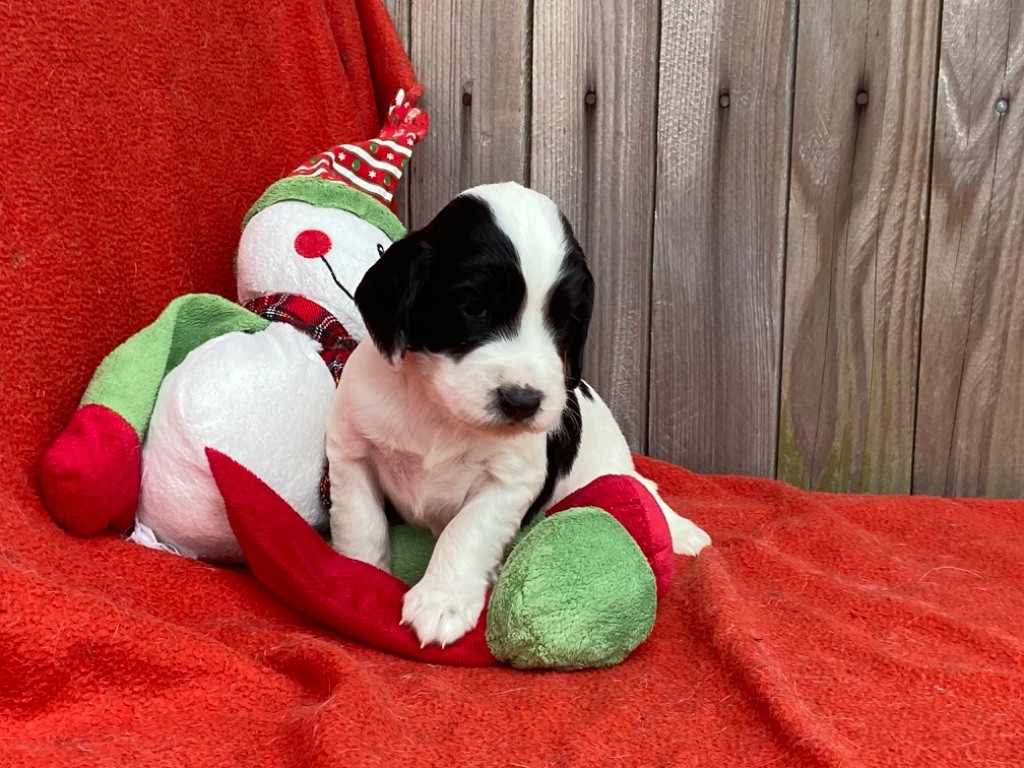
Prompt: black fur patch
<box><xmin>521</xmin><ymin>389</ymin><xmax>583</xmax><ymax>526</ymax></box>
<box><xmin>544</xmin><ymin>214</ymin><xmax>595</xmax><ymax>389</ymax></box>
<box><xmin>355</xmin><ymin>195</ymin><xmax>526</xmax><ymax>361</ymax></box>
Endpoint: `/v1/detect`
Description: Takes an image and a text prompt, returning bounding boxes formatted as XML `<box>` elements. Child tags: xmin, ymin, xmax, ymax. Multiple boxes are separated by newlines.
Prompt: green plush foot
<box><xmin>390</xmin><ymin>525</ymin><xmax>435</xmax><ymax>586</ymax></box>
<box><xmin>486</xmin><ymin>507</ymin><xmax>657</xmax><ymax>670</ymax></box>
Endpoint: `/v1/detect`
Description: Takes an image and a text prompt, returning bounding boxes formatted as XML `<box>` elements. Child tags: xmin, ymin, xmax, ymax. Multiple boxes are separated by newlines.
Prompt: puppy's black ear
<box><xmin>355</xmin><ymin>235</ymin><xmax>430</xmax><ymax>361</ymax></box>
<box><xmin>558</xmin><ymin>215</ymin><xmax>595</xmax><ymax>390</ymax></box>
<box><xmin>565</xmin><ymin>267</ymin><xmax>595</xmax><ymax>389</ymax></box>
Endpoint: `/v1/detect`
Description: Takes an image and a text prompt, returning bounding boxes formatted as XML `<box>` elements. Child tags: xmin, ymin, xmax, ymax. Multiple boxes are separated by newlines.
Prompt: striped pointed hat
<box><xmin>243</xmin><ymin>87</ymin><xmax>428</xmax><ymax>243</ymax></box>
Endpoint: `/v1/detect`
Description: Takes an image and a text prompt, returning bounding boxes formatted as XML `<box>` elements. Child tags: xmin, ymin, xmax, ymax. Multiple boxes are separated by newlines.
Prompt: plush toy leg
<box><xmin>40</xmin><ymin>294</ymin><xmax>267</xmax><ymax>536</ymax></box>
<box><xmin>547</xmin><ymin>475</ymin><xmax>676</xmax><ymax>597</ymax></box>
<box><xmin>486</xmin><ymin>508</ymin><xmax>657</xmax><ymax>670</ymax></box>
<box><xmin>206</xmin><ymin>455</ymin><xmax>669</xmax><ymax>670</ymax></box>
<box><xmin>393</xmin><ymin>477</ymin><xmax>672</xmax><ymax>670</ymax></box>
<box><xmin>207</xmin><ymin>448</ymin><xmax>498</xmax><ymax>666</ymax></box>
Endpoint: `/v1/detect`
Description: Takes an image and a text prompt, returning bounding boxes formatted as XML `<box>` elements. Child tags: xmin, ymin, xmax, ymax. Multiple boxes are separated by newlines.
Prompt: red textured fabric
<box><xmin>38</xmin><ymin>405</ymin><xmax>141</xmax><ymax>536</ymax></box>
<box><xmin>3</xmin><ymin>2</ymin><xmax>1024</xmax><ymax>766</ymax></box>
<box><xmin>547</xmin><ymin>474</ymin><xmax>675</xmax><ymax>597</ymax></box>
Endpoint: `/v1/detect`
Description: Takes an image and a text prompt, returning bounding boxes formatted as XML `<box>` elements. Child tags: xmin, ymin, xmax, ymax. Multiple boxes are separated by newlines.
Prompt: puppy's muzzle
<box><xmin>494</xmin><ymin>385</ymin><xmax>543</xmax><ymax>422</ymax></box>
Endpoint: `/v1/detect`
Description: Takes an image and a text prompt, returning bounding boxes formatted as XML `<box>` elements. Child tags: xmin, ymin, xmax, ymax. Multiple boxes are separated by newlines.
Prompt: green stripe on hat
<box><xmin>242</xmin><ymin>176</ymin><xmax>406</xmax><ymax>243</ymax></box>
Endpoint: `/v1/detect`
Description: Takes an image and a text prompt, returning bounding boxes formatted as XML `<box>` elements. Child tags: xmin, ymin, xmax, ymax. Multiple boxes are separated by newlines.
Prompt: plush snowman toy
<box><xmin>41</xmin><ymin>89</ymin><xmax>428</xmax><ymax>561</ymax></box>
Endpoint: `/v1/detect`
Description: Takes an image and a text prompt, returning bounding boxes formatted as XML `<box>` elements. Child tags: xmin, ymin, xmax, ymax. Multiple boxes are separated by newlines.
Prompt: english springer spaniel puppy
<box><xmin>326</xmin><ymin>182</ymin><xmax>711</xmax><ymax>647</ymax></box>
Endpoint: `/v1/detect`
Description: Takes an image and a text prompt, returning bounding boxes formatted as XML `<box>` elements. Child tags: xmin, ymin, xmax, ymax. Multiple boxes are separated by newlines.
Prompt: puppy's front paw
<box><xmin>668</xmin><ymin>516</ymin><xmax>712</xmax><ymax>556</ymax></box>
<box><xmin>401</xmin><ymin>576</ymin><xmax>487</xmax><ymax>647</ymax></box>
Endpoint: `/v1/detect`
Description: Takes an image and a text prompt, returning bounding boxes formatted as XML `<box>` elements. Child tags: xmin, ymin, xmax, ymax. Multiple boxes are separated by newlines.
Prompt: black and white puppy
<box><xmin>326</xmin><ymin>182</ymin><xmax>711</xmax><ymax>647</ymax></box>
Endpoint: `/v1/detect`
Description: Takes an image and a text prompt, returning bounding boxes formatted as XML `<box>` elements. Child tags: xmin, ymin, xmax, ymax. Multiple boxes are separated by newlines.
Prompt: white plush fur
<box><xmin>132</xmin><ymin>201</ymin><xmax>391</xmax><ymax>560</ymax></box>
<box><xmin>327</xmin><ymin>183</ymin><xmax>711</xmax><ymax>647</ymax></box>
<box><xmin>237</xmin><ymin>200</ymin><xmax>390</xmax><ymax>339</ymax></box>
<box><xmin>135</xmin><ymin>324</ymin><xmax>333</xmax><ymax>560</ymax></box>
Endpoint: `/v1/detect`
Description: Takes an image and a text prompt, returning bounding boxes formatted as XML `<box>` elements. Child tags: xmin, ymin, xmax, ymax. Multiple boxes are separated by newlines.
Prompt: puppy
<box><xmin>326</xmin><ymin>182</ymin><xmax>711</xmax><ymax>647</ymax></box>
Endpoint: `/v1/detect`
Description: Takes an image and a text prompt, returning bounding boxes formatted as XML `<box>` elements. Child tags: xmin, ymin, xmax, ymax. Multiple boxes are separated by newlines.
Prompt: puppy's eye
<box><xmin>460</xmin><ymin>302</ymin><xmax>490</xmax><ymax>322</ymax></box>
<box><xmin>376</xmin><ymin>243</ymin><xmax>386</xmax><ymax>258</ymax></box>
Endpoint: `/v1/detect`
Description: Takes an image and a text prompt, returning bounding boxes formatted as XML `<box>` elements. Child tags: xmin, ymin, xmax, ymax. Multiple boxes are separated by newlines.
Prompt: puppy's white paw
<box><xmin>401</xmin><ymin>576</ymin><xmax>487</xmax><ymax>647</ymax></box>
<box><xmin>669</xmin><ymin>516</ymin><xmax>712</xmax><ymax>556</ymax></box>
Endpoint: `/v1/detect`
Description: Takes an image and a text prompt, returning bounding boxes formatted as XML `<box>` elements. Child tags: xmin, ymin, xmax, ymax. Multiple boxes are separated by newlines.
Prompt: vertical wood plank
<box><xmin>530</xmin><ymin>0</ymin><xmax>659</xmax><ymax>451</ymax></box>
<box><xmin>382</xmin><ymin>0</ymin><xmax>411</xmax><ymax>224</ymax></box>
<box><xmin>915</xmin><ymin>0</ymin><xmax>1024</xmax><ymax>497</ymax></box>
<box><xmin>648</xmin><ymin>0</ymin><xmax>796</xmax><ymax>476</ymax></box>
<box><xmin>778</xmin><ymin>1</ymin><xmax>940</xmax><ymax>493</ymax></box>
<box><xmin>408</xmin><ymin>0</ymin><xmax>530</xmax><ymax>229</ymax></box>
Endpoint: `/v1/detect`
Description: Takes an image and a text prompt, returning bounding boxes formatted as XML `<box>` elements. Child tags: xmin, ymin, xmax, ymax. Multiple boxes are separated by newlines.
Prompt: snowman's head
<box><xmin>236</xmin><ymin>183</ymin><xmax>406</xmax><ymax>340</ymax></box>
<box><xmin>236</xmin><ymin>87</ymin><xmax>428</xmax><ymax>340</ymax></box>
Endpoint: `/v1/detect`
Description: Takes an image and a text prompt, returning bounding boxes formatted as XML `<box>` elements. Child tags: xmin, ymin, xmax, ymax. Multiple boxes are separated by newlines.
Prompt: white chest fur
<box><xmin>333</xmin><ymin>340</ymin><xmax>547</xmax><ymax>536</ymax></box>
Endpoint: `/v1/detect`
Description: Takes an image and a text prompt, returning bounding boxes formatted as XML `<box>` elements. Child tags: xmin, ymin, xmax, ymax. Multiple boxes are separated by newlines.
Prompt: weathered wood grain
<box><xmin>648</xmin><ymin>0</ymin><xmax>796</xmax><ymax>476</ymax></box>
<box><xmin>778</xmin><ymin>1</ymin><xmax>940</xmax><ymax>493</ymax></box>
<box><xmin>530</xmin><ymin>0</ymin><xmax>659</xmax><ymax>451</ymax></box>
<box><xmin>383</xmin><ymin>0</ymin><xmax>411</xmax><ymax>224</ymax></box>
<box><xmin>915</xmin><ymin>0</ymin><xmax>1024</xmax><ymax>497</ymax></box>
<box><xmin>408</xmin><ymin>0</ymin><xmax>530</xmax><ymax>228</ymax></box>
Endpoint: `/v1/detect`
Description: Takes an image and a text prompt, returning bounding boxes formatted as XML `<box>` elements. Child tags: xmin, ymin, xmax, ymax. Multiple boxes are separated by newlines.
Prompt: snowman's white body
<box><xmin>132</xmin><ymin>200</ymin><xmax>396</xmax><ymax>561</ymax></box>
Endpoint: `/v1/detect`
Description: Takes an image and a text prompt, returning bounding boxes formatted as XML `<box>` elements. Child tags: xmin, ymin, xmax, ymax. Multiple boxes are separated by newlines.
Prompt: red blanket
<box><xmin>2</xmin><ymin>1</ymin><xmax>1023</xmax><ymax>766</ymax></box>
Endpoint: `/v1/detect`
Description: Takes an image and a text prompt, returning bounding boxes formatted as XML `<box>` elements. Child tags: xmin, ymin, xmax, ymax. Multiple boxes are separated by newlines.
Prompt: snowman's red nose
<box><xmin>294</xmin><ymin>229</ymin><xmax>332</xmax><ymax>259</ymax></box>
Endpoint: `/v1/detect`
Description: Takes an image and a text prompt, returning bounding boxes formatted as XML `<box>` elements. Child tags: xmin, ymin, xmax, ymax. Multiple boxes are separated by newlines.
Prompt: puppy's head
<box><xmin>355</xmin><ymin>182</ymin><xmax>594</xmax><ymax>433</ymax></box>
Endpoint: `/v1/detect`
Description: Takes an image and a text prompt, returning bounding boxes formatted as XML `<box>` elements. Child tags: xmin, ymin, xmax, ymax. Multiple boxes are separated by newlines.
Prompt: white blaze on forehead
<box><xmin>462</xmin><ymin>182</ymin><xmax>568</xmax><ymax>326</ymax></box>
<box><xmin>440</xmin><ymin>182</ymin><xmax>569</xmax><ymax>431</ymax></box>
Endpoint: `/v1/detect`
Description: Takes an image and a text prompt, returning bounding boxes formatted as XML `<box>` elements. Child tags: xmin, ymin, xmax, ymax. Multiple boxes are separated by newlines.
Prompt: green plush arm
<box><xmin>40</xmin><ymin>293</ymin><xmax>268</xmax><ymax>537</ymax></box>
<box><xmin>81</xmin><ymin>293</ymin><xmax>268</xmax><ymax>440</ymax></box>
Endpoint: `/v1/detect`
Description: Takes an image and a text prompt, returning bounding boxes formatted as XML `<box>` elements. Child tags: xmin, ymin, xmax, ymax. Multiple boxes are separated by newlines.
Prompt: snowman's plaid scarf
<box><xmin>243</xmin><ymin>293</ymin><xmax>358</xmax><ymax>385</ymax></box>
<box><xmin>243</xmin><ymin>292</ymin><xmax>360</xmax><ymax>510</ymax></box>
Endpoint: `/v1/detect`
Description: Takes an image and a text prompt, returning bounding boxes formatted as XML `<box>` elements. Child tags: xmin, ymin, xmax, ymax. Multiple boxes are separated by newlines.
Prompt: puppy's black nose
<box><xmin>496</xmin><ymin>385</ymin><xmax>543</xmax><ymax>421</ymax></box>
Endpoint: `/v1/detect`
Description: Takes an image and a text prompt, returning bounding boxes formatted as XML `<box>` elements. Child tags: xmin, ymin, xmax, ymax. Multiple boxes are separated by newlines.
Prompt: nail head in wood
<box><xmin>996</xmin><ymin>98</ymin><xmax>1009</xmax><ymax>115</ymax></box>
<box><xmin>718</xmin><ymin>92</ymin><xmax>730</xmax><ymax>109</ymax></box>
<box><xmin>584</xmin><ymin>91</ymin><xmax>597</xmax><ymax>107</ymax></box>
<box><xmin>461</xmin><ymin>92</ymin><xmax>472</xmax><ymax>107</ymax></box>
<box><xmin>856</xmin><ymin>91</ymin><xmax>869</xmax><ymax>106</ymax></box>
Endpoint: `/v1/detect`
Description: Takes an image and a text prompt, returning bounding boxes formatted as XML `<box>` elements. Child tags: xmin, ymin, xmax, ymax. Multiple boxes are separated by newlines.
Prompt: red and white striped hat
<box><xmin>290</xmin><ymin>86</ymin><xmax>428</xmax><ymax>209</ymax></box>
<box><xmin>243</xmin><ymin>87</ymin><xmax>428</xmax><ymax>242</ymax></box>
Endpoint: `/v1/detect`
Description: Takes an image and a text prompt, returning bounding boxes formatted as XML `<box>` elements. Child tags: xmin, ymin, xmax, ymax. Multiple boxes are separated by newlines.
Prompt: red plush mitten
<box><xmin>39</xmin><ymin>404</ymin><xmax>141</xmax><ymax>536</ymax></box>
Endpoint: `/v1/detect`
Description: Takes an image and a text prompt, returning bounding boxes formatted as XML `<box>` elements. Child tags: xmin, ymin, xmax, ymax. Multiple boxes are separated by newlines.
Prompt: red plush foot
<box><xmin>206</xmin><ymin>448</ymin><xmax>497</xmax><ymax>666</ymax></box>
<box><xmin>547</xmin><ymin>476</ymin><xmax>675</xmax><ymax>597</ymax></box>
<box><xmin>39</xmin><ymin>404</ymin><xmax>141</xmax><ymax>536</ymax></box>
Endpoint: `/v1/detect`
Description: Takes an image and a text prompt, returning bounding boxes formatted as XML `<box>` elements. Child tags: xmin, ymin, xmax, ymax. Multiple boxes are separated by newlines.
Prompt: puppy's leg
<box><xmin>328</xmin><ymin>455</ymin><xmax>391</xmax><ymax>572</ymax></box>
<box><xmin>402</xmin><ymin>482</ymin><xmax>535</xmax><ymax>647</ymax></box>
<box><xmin>633</xmin><ymin>473</ymin><xmax>711</xmax><ymax>556</ymax></box>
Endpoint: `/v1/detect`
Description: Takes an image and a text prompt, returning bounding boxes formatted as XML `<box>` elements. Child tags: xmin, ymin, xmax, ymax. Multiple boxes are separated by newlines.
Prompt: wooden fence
<box><xmin>383</xmin><ymin>0</ymin><xmax>1024</xmax><ymax>498</ymax></box>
